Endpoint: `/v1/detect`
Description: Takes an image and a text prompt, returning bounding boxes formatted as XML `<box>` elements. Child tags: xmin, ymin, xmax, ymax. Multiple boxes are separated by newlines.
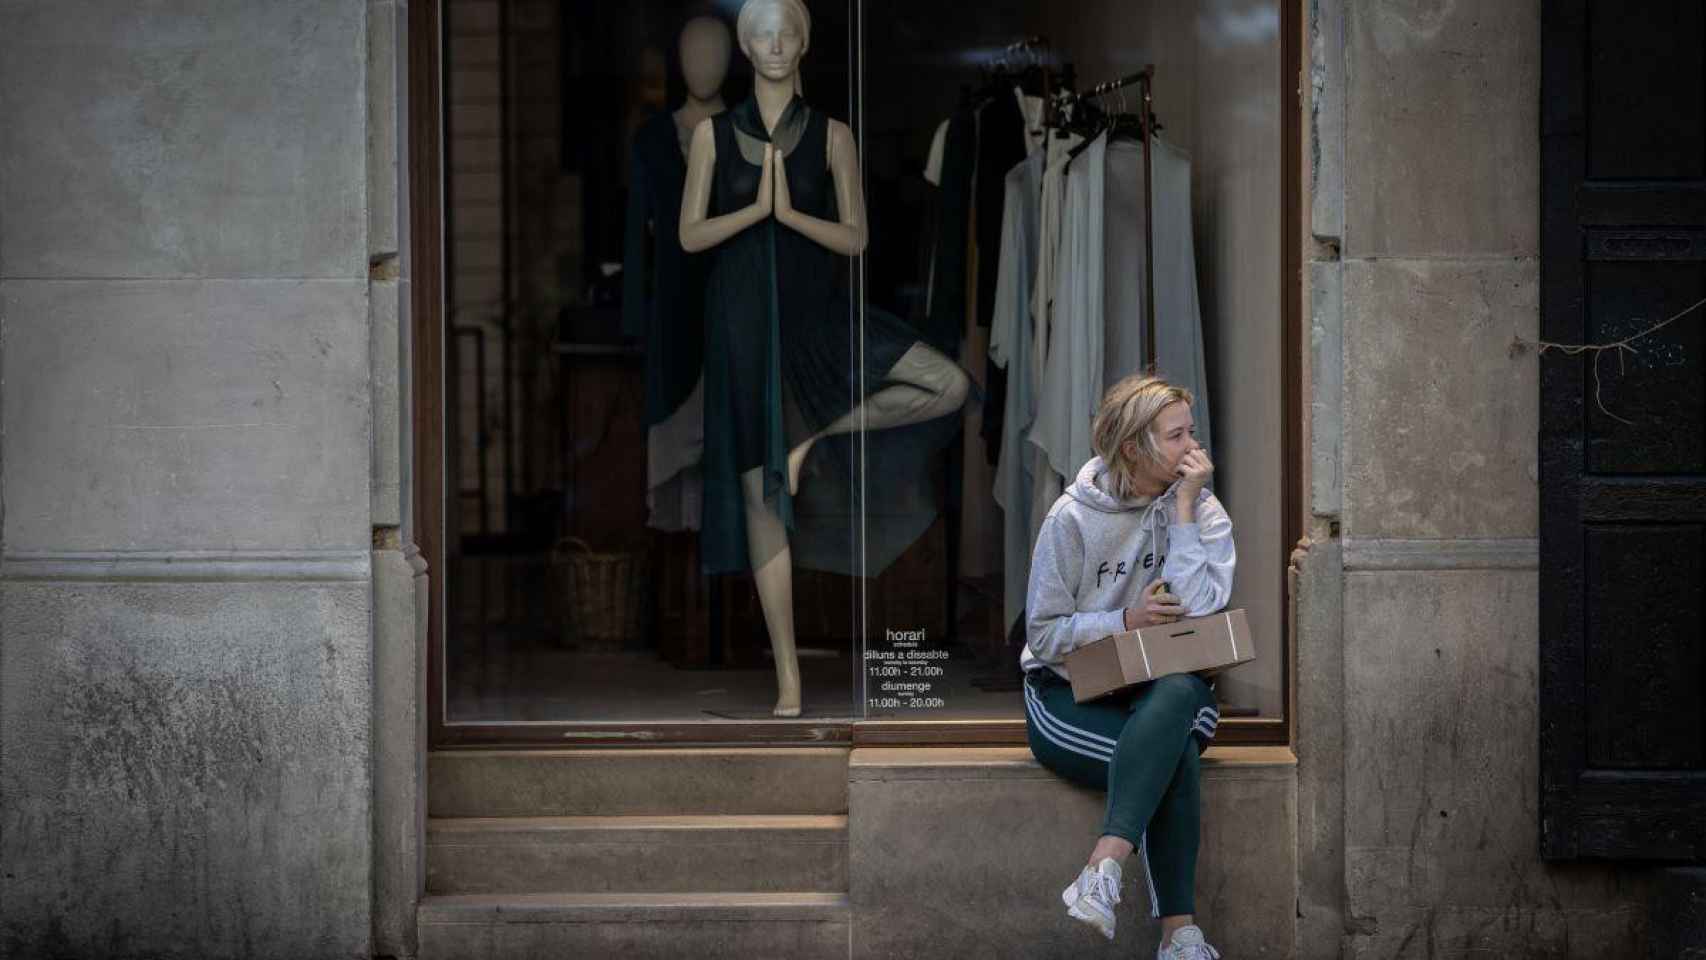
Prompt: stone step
<box><xmin>426</xmin><ymin>814</ymin><xmax>849</xmax><ymax>895</ymax></box>
<box><xmin>427</xmin><ymin>747</ymin><xmax>850</xmax><ymax>818</ymax></box>
<box><xmin>847</xmin><ymin>746</ymin><xmax>1298</xmax><ymax>959</ymax></box>
<box><xmin>417</xmin><ymin>892</ymin><xmax>851</xmax><ymax>960</ymax></box>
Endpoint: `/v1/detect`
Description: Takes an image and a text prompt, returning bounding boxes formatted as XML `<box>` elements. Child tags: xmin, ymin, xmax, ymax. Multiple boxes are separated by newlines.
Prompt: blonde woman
<box><xmin>1020</xmin><ymin>374</ymin><xmax>1234</xmax><ymax>960</ymax></box>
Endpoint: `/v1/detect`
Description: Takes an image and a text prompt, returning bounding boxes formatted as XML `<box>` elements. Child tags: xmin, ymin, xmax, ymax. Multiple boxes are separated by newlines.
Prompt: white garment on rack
<box><xmin>1017</xmin><ymin>90</ymin><xmax>1045</xmax><ymax>153</ymax></box>
<box><xmin>990</xmin><ymin>147</ymin><xmax>1045</xmax><ymax>632</ymax></box>
<box><xmin>1098</xmin><ymin>136</ymin><xmax>1214</xmax><ymax>461</ymax></box>
<box><xmin>1149</xmin><ymin>135</ymin><xmax>1213</xmax><ymax>463</ymax></box>
<box><xmin>922</xmin><ymin>117</ymin><xmax>951</xmax><ymax>318</ymax></box>
<box><xmin>1102</xmin><ymin>139</ymin><xmax>1148</xmax><ymax>385</ymax></box>
<box><xmin>1029</xmin><ymin>131</ymin><xmax>1106</xmax><ymax>486</ymax></box>
<box><xmin>1023</xmin><ymin>132</ymin><xmax>1082</xmax><ymax>583</ymax></box>
<box><xmin>1029</xmin><ymin>132</ymin><xmax>1082</xmax><ymax>392</ymax></box>
<box><xmin>924</xmin><ymin>118</ymin><xmax>950</xmax><ymax>186</ymax></box>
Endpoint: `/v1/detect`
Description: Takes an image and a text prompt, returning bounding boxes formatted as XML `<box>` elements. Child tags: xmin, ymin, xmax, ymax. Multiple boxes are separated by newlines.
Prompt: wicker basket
<box><xmin>551</xmin><ymin>537</ymin><xmax>648</xmax><ymax>650</ymax></box>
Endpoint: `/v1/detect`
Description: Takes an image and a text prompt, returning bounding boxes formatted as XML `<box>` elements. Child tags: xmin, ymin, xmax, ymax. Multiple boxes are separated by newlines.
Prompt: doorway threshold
<box><xmin>433</xmin><ymin>715</ymin><xmax>1285</xmax><ymax>749</ymax></box>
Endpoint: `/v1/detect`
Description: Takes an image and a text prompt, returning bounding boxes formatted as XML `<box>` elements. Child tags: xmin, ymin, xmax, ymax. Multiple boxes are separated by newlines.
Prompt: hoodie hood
<box><xmin>1067</xmin><ymin>456</ymin><xmax>1183</xmax><ymax>515</ymax></box>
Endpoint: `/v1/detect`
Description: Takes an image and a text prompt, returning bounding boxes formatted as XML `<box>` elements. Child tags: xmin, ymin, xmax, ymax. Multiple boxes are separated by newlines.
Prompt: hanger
<box><xmin>1063</xmin><ymin>97</ymin><xmax>1111</xmax><ymax>161</ymax></box>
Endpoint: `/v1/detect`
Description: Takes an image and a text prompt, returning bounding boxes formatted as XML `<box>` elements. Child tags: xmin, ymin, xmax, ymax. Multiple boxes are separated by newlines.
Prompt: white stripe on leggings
<box><xmin>1024</xmin><ymin>679</ymin><xmax>1119</xmax><ymax>747</ymax></box>
<box><xmin>1027</xmin><ymin>706</ymin><xmax>1112</xmax><ymax>764</ymax></box>
<box><xmin>1024</xmin><ymin>684</ymin><xmax>1116</xmax><ymax>760</ymax></box>
<box><xmin>1140</xmin><ymin>833</ymin><xmax>1160</xmax><ymax>917</ymax></box>
<box><xmin>1025</xmin><ymin>698</ymin><xmax>1113</xmax><ymax>764</ymax></box>
<box><xmin>1025</xmin><ymin>691</ymin><xmax>1114</xmax><ymax>763</ymax></box>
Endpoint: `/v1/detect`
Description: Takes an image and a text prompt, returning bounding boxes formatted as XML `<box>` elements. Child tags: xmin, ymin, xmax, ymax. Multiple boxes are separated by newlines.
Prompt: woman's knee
<box><xmin>1142</xmin><ymin>673</ymin><xmax>1213</xmax><ymax>713</ymax></box>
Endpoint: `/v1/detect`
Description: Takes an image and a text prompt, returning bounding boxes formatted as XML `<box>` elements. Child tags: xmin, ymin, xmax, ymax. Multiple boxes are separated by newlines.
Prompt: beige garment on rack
<box><xmin>1025</xmin><ymin>132</ymin><xmax>1081</xmax><ymax>571</ymax></box>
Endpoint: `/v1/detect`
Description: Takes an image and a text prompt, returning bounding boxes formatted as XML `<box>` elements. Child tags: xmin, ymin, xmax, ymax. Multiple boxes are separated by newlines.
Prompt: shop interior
<box><xmin>439</xmin><ymin>0</ymin><xmax>1284</xmax><ymax>730</ymax></box>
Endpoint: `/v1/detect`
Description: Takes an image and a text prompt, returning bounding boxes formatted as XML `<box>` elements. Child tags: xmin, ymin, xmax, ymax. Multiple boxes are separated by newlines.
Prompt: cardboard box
<box><xmin>1065</xmin><ymin>608</ymin><xmax>1256</xmax><ymax>703</ymax></box>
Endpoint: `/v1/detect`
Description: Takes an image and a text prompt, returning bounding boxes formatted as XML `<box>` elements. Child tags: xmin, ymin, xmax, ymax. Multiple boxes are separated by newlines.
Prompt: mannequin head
<box><xmin>736</xmin><ymin>0</ymin><xmax>811</xmax><ymax>86</ymax></box>
<box><xmin>678</xmin><ymin>15</ymin><xmax>732</xmax><ymax>101</ymax></box>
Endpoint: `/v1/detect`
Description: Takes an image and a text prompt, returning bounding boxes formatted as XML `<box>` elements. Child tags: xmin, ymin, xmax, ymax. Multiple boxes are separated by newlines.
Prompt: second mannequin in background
<box><xmin>623</xmin><ymin>15</ymin><xmax>734</xmax><ymax>532</ymax></box>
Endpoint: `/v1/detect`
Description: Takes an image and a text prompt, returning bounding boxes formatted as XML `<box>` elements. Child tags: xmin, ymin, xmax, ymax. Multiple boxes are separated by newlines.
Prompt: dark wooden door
<box><xmin>1540</xmin><ymin>0</ymin><xmax>1706</xmax><ymax>859</ymax></box>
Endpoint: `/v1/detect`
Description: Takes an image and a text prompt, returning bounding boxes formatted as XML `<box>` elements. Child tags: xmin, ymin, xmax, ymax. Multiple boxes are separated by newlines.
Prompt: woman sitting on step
<box><xmin>1018</xmin><ymin>374</ymin><xmax>1234</xmax><ymax>960</ymax></box>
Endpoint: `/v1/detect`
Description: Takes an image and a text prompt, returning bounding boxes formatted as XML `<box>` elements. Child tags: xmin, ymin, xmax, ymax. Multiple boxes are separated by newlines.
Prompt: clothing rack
<box><xmin>1062</xmin><ymin>66</ymin><xmax>1159</xmax><ymax>369</ymax></box>
<box><xmin>987</xmin><ymin>36</ymin><xmax>1071</xmax><ymax>131</ymax></box>
<box><xmin>998</xmin><ymin>36</ymin><xmax>1048</xmax><ymax>62</ymax></box>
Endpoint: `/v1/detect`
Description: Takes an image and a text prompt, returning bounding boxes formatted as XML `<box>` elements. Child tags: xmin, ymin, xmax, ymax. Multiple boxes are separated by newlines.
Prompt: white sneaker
<box><xmin>1060</xmin><ymin>857</ymin><xmax>1122</xmax><ymax>940</ymax></box>
<box><xmin>1158</xmin><ymin>924</ymin><xmax>1222</xmax><ymax>960</ymax></box>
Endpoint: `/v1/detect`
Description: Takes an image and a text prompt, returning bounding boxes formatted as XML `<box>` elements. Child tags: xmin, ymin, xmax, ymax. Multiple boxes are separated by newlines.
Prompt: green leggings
<box><xmin>1023</xmin><ymin>670</ymin><xmax>1218</xmax><ymax>918</ymax></box>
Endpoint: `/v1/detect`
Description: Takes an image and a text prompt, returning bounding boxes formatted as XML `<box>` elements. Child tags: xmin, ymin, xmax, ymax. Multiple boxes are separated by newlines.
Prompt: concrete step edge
<box><xmin>849</xmin><ymin>744</ymin><xmax>1297</xmax><ymax>782</ymax></box>
<box><xmin>428</xmin><ymin>813</ymin><xmax>849</xmax><ymax>838</ymax></box>
<box><xmin>418</xmin><ymin>891</ymin><xmax>851</xmax><ymax>925</ymax></box>
<box><xmin>427</xmin><ymin>814</ymin><xmax>849</xmax><ymax>851</ymax></box>
<box><xmin>429</xmin><ymin>747</ymin><xmax>850</xmax><ymax>761</ymax></box>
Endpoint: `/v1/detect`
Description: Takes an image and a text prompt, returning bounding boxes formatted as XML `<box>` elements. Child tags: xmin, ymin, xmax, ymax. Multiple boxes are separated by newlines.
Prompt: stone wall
<box><xmin>1298</xmin><ymin>0</ymin><xmax>1654</xmax><ymax>956</ymax></box>
<box><xmin>0</xmin><ymin>2</ymin><xmax>382</xmax><ymax>956</ymax></box>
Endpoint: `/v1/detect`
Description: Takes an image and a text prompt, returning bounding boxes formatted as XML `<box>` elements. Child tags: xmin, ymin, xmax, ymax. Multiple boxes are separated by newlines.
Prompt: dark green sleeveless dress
<box><xmin>701</xmin><ymin>94</ymin><xmax>966</xmax><ymax>578</ymax></box>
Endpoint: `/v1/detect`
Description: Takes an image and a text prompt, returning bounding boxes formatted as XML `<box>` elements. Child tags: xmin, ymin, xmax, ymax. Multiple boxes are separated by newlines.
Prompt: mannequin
<box><xmin>680</xmin><ymin>0</ymin><xmax>970</xmax><ymax>717</ymax></box>
<box><xmin>674</xmin><ymin>16</ymin><xmax>731</xmax><ymax>148</ymax></box>
<box><xmin>623</xmin><ymin>16</ymin><xmax>733</xmax><ymax>532</ymax></box>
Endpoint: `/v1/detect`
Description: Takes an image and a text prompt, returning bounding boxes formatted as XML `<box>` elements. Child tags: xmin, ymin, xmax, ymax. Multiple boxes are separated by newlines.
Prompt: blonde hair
<box><xmin>1091</xmin><ymin>374</ymin><xmax>1194</xmax><ymax>499</ymax></box>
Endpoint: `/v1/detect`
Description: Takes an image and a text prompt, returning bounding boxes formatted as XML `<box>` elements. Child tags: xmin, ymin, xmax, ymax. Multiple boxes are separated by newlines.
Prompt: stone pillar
<box><xmin>1298</xmin><ymin>0</ymin><xmax>1654</xmax><ymax>956</ymax></box>
<box><xmin>368</xmin><ymin>0</ymin><xmax>429</xmax><ymax>957</ymax></box>
<box><xmin>1295</xmin><ymin>1</ymin><xmax>1348</xmax><ymax>954</ymax></box>
<box><xmin>0</xmin><ymin>2</ymin><xmax>375</xmax><ymax>956</ymax></box>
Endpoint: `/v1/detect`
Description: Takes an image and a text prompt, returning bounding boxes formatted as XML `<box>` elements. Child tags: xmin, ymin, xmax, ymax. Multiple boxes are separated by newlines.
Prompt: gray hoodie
<box><xmin>1020</xmin><ymin>456</ymin><xmax>1236</xmax><ymax>679</ymax></box>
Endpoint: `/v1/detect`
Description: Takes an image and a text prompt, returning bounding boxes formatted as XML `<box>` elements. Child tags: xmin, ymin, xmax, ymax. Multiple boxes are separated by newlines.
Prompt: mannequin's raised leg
<box><xmin>787</xmin><ymin>341</ymin><xmax>971</xmax><ymax>494</ymax></box>
<box><xmin>740</xmin><ymin>466</ymin><xmax>802</xmax><ymax>717</ymax></box>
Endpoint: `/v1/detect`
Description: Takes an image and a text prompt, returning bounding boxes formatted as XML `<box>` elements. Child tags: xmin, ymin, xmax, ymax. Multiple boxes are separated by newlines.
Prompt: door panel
<box><xmin>1540</xmin><ymin>0</ymin><xmax>1706</xmax><ymax>860</ymax></box>
<box><xmin>1583</xmin><ymin>524</ymin><xmax>1703</xmax><ymax>770</ymax></box>
<box><xmin>1582</xmin><ymin>254</ymin><xmax>1706</xmax><ymax>474</ymax></box>
<box><xmin>1585</xmin><ymin>0</ymin><xmax>1705</xmax><ymax>180</ymax></box>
